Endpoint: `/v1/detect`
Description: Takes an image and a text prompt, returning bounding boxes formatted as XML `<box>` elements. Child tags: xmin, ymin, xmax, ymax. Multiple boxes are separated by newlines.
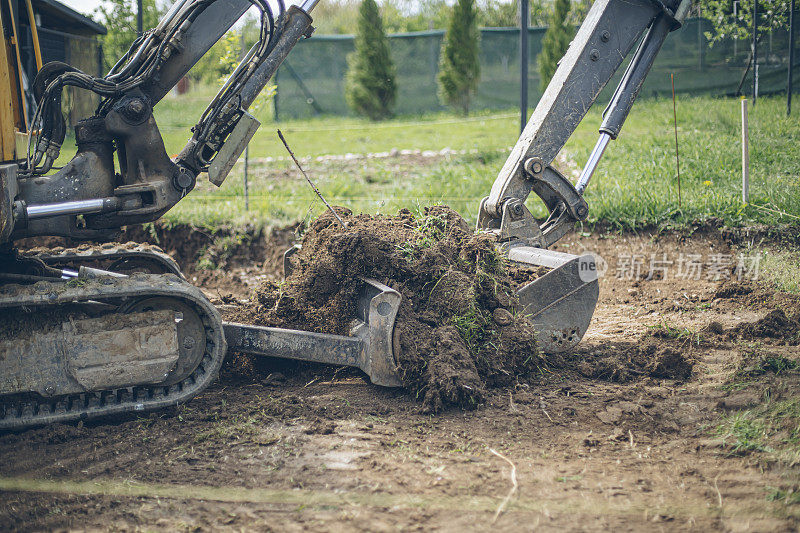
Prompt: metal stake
<box><xmin>244</xmin><ymin>144</ymin><xmax>249</xmax><ymax>211</ymax></box>
<box><xmin>789</xmin><ymin>0</ymin><xmax>796</xmax><ymax>116</ymax></box>
<box><xmin>137</xmin><ymin>0</ymin><xmax>143</xmax><ymax>36</ymax></box>
<box><xmin>752</xmin><ymin>0</ymin><xmax>758</xmax><ymax>105</ymax></box>
<box><xmin>671</xmin><ymin>73</ymin><xmax>681</xmax><ymax>208</ymax></box>
<box><xmin>278</xmin><ymin>130</ymin><xmax>346</xmax><ymax>228</ymax></box>
<box><xmin>519</xmin><ymin>0</ymin><xmax>529</xmax><ymax>134</ymax></box>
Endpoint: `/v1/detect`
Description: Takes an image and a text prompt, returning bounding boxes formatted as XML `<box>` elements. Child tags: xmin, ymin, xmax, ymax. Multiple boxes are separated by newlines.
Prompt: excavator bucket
<box><xmin>505</xmin><ymin>246</ymin><xmax>599</xmax><ymax>353</ymax></box>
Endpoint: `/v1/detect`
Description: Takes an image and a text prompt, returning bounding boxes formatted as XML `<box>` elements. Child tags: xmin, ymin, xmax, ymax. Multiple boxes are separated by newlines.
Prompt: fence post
<box><xmin>741</xmin><ymin>99</ymin><xmax>750</xmax><ymax>204</ymax></box>
<box><xmin>752</xmin><ymin>0</ymin><xmax>758</xmax><ymax>106</ymax></box>
<box><xmin>137</xmin><ymin>0</ymin><xmax>143</xmax><ymax>36</ymax></box>
<box><xmin>789</xmin><ymin>0</ymin><xmax>796</xmax><ymax>116</ymax></box>
<box><xmin>698</xmin><ymin>19</ymin><xmax>705</xmax><ymax>71</ymax></box>
<box><xmin>519</xmin><ymin>0</ymin><xmax>529</xmax><ymax>134</ymax></box>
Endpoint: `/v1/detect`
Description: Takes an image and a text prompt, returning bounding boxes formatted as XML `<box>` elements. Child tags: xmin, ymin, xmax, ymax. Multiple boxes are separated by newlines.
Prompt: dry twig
<box><xmin>489</xmin><ymin>448</ymin><xmax>518</xmax><ymax>522</ymax></box>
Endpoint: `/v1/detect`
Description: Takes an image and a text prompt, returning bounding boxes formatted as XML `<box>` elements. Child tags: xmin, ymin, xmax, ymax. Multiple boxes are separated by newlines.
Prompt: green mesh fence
<box><xmin>275</xmin><ymin>18</ymin><xmax>799</xmax><ymax>119</ymax></box>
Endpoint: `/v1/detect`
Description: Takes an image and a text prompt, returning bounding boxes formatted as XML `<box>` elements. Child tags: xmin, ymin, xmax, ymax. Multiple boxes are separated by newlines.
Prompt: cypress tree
<box><xmin>345</xmin><ymin>0</ymin><xmax>397</xmax><ymax>120</ymax></box>
<box><xmin>538</xmin><ymin>0</ymin><xmax>574</xmax><ymax>91</ymax></box>
<box><xmin>438</xmin><ymin>0</ymin><xmax>481</xmax><ymax>116</ymax></box>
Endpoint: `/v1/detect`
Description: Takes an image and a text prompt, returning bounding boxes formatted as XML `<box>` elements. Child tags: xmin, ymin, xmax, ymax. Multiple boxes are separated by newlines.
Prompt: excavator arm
<box><xmin>479</xmin><ymin>0</ymin><xmax>691</xmax><ymax>248</ymax></box>
<box><xmin>473</xmin><ymin>0</ymin><xmax>691</xmax><ymax>353</ymax></box>
<box><xmin>0</xmin><ymin>0</ymin><xmax>320</xmax><ymax>242</ymax></box>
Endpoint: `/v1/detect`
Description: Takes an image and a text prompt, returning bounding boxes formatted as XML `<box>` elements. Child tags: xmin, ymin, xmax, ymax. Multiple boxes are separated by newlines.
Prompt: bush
<box><xmin>538</xmin><ymin>0</ymin><xmax>574</xmax><ymax>91</ymax></box>
<box><xmin>344</xmin><ymin>0</ymin><xmax>397</xmax><ymax>120</ymax></box>
<box><xmin>438</xmin><ymin>0</ymin><xmax>481</xmax><ymax>116</ymax></box>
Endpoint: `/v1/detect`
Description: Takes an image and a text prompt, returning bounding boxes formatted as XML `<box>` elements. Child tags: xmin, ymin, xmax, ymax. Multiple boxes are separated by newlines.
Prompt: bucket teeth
<box><xmin>505</xmin><ymin>246</ymin><xmax>599</xmax><ymax>353</ymax></box>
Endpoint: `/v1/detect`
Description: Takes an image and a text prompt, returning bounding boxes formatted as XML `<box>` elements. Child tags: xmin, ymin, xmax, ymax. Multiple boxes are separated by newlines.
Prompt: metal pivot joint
<box><xmin>479</xmin><ymin>0</ymin><xmax>690</xmax><ymax>237</ymax></box>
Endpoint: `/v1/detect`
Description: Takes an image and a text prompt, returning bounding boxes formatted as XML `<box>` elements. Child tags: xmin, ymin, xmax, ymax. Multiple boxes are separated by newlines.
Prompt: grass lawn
<box><xmin>151</xmin><ymin>91</ymin><xmax>800</xmax><ymax>230</ymax></box>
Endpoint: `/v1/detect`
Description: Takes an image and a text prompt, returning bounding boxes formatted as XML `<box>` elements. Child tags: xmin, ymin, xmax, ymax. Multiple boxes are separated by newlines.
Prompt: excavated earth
<box><xmin>226</xmin><ymin>206</ymin><xmax>547</xmax><ymax>413</ymax></box>
<box><xmin>1</xmin><ymin>216</ymin><xmax>800</xmax><ymax>531</ymax></box>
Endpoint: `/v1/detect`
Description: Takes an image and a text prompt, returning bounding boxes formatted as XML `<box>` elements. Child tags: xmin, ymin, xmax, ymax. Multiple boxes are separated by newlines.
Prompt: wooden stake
<box><xmin>671</xmin><ymin>73</ymin><xmax>681</xmax><ymax>208</ymax></box>
<box><xmin>741</xmin><ymin>98</ymin><xmax>750</xmax><ymax>204</ymax></box>
<box><xmin>243</xmin><ymin>144</ymin><xmax>249</xmax><ymax>211</ymax></box>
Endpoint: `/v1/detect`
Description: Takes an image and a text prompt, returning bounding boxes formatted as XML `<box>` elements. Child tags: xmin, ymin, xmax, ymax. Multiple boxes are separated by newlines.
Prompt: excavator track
<box><xmin>0</xmin><ymin>274</ymin><xmax>225</xmax><ymax>430</ymax></box>
<box><xmin>21</xmin><ymin>242</ymin><xmax>183</xmax><ymax>277</ymax></box>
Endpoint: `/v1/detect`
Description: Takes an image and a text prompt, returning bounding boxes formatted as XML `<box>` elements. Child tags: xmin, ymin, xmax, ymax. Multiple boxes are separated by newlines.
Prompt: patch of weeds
<box><xmin>713</xmin><ymin>398</ymin><xmax>800</xmax><ymax>463</ymax></box>
<box><xmin>725</xmin><ymin>345</ymin><xmax>799</xmax><ymax>390</ymax></box>
<box><xmin>396</xmin><ymin>211</ymin><xmax>447</xmax><ymax>260</ymax></box>
<box><xmin>196</xmin><ymin>233</ymin><xmax>251</xmax><ymax>270</ymax></box>
<box><xmin>142</xmin><ymin>222</ymin><xmax>160</xmax><ymax>244</ymax></box>
<box><xmin>767</xmin><ymin>487</ymin><xmax>800</xmax><ymax>506</ymax></box>
<box><xmin>451</xmin><ymin>302</ymin><xmax>492</xmax><ymax>354</ymax></box>
<box><xmin>192</xmin><ymin>414</ymin><xmax>260</xmax><ymax>444</ymax></box>
<box><xmin>749</xmin><ymin>356</ymin><xmax>798</xmax><ymax>377</ymax></box>
<box><xmin>756</xmin><ymin>248</ymin><xmax>800</xmax><ymax>294</ymax></box>
<box><xmin>66</xmin><ymin>278</ymin><xmax>89</xmax><ymax>288</ymax></box>
<box><xmin>714</xmin><ymin>412</ymin><xmax>771</xmax><ymax>455</ymax></box>
<box><xmin>648</xmin><ymin>322</ymin><xmax>702</xmax><ymax>346</ymax></box>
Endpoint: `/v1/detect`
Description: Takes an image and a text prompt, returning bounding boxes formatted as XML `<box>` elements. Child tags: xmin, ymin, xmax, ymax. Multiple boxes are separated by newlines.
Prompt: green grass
<box><xmin>725</xmin><ymin>348</ymin><xmax>800</xmax><ymax>391</ymax></box>
<box><xmin>64</xmin><ymin>87</ymin><xmax>800</xmax><ymax>230</ymax></box>
<box><xmin>757</xmin><ymin>247</ymin><xmax>800</xmax><ymax>294</ymax></box>
<box><xmin>767</xmin><ymin>486</ymin><xmax>800</xmax><ymax>506</ymax></box>
<box><xmin>154</xmin><ymin>86</ymin><xmax>517</xmax><ymax>159</ymax></box>
<box><xmin>714</xmin><ymin>393</ymin><xmax>800</xmax><ymax>464</ymax></box>
<box><xmin>715</xmin><ymin>351</ymin><xmax>800</xmax><ymax>464</ymax></box>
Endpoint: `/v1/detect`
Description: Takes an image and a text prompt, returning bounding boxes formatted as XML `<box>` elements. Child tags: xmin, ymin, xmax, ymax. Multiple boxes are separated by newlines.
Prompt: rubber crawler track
<box><xmin>21</xmin><ymin>242</ymin><xmax>183</xmax><ymax>277</ymax></box>
<box><xmin>0</xmin><ymin>274</ymin><xmax>226</xmax><ymax>431</ymax></box>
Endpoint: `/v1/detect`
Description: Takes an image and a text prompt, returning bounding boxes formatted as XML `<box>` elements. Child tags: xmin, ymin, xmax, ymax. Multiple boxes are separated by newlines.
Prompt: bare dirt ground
<box><xmin>1</xmin><ymin>224</ymin><xmax>799</xmax><ymax>531</ymax></box>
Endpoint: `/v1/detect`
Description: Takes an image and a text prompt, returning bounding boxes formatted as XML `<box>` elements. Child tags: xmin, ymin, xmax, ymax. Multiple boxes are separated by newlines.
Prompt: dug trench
<box><xmin>1</xmin><ymin>213</ymin><xmax>800</xmax><ymax>530</ymax></box>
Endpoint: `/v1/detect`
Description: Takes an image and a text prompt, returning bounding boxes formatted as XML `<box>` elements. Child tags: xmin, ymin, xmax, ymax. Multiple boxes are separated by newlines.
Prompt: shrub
<box><xmin>538</xmin><ymin>0</ymin><xmax>574</xmax><ymax>90</ymax></box>
<box><xmin>344</xmin><ymin>0</ymin><xmax>397</xmax><ymax>120</ymax></box>
<box><xmin>438</xmin><ymin>0</ymin><xmax>481</xmax><ymax>116</ymax></box>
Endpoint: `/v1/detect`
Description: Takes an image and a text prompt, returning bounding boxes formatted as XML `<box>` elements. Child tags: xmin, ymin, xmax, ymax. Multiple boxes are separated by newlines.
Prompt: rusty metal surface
<box><xmin>0</xmin><ymin>274</ymin><xmax>226</xmax><ymax>430</ymax></box>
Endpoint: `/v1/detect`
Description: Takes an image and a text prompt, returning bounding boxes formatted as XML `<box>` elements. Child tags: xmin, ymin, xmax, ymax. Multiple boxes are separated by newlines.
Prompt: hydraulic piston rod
<box><xmin>23</xmin><ymin>198</ymin><xmax>120</xmax><ymax>220</ymax></box>
<box><xmin>575</xmin><ymin>133</ymin><xmax>611</xmax><ymax>195</ymax></box>
<box><xmin>575</xmin><ymin>0</ymin><xmax>691</xmax><ymax>196</ymax></box>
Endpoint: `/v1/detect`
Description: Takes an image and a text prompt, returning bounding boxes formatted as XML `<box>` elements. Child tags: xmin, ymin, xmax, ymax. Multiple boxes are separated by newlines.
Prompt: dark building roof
<box><xmin>32</xmin><ymin>0</ymin><xmax>107</xmax><ymax>36</ymax></box>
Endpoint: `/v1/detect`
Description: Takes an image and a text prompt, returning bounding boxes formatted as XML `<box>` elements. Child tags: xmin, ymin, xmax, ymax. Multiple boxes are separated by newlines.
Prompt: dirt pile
<box><xmin>230</xmin><ymin>206</ymin><xmax>546</xmax><ymax>412</ymax></box>
<box><xmin>730</xmin><ymin>309</ymin><xmax>800</xmax><ymax>342</ymax></box>
<box><xmin>576</xmin><ymin>334</ymin><xmax>696</xmax><ymax>383</ymax></box>
<box><xmin>576</xmin><ymin>343</ymin><xmax>695</xmax><ymax>382</ymax></box>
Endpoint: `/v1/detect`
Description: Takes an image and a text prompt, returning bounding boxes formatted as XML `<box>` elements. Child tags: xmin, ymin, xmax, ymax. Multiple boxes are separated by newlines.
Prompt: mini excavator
<box><xmin>0</xmin><ymin>0</ymin><xmax>691</xmax><ymax>429</ymax></box>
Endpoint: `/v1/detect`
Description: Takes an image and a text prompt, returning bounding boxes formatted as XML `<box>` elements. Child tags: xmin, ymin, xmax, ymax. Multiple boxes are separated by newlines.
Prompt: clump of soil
<box><xmin>577</xmin><ymin>337</ymin><xmax>695</xmax><ymax>382</ymax></box>
<box><xmin>730</xmin><ymin>309</ymin><xmax>800</xmax><ymax>342</ymax></box>
<box><xmin>230</xmin><ymin>206</ymin><xmax>546</xmax><ymax>412</ymax></box>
